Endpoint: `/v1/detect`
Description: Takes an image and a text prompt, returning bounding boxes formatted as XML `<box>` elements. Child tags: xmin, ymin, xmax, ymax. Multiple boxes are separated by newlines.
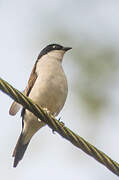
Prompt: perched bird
<box><xmin>9</xmin><ymin>44</ymin><xmax>72</xmax><ymax>167</ymax></box>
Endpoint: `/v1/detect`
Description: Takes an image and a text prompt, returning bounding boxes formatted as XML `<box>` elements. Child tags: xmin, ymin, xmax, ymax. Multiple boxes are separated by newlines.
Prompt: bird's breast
<box><xmin>29</xmin><ymin>59</ymin><xmax>68</xmax><ymax>115</ymax></box>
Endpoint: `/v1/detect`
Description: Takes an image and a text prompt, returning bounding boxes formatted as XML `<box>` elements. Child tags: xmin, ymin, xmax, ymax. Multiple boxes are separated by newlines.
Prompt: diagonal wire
<box><xmin>0</xmin><ymin>77</ymin><xmax>119</xmax><ymax>176</ymax></box>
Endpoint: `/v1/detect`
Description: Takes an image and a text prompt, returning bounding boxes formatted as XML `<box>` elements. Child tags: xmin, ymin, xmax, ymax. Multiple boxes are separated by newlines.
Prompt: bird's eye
<box><xmin>53</xmin><ymin>45</ymin><xmax>56</xmax><ymax>49</ymax></box>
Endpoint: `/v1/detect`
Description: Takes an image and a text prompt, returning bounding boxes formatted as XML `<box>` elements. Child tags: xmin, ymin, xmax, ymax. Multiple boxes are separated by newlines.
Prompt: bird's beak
<box><xmin>63</xmin><ymin>47</ymin><xmax>72</xmax><ymax>51</ymax></box>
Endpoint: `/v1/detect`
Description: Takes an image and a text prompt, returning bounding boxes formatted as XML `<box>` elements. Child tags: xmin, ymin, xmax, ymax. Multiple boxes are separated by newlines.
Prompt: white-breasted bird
<box><xmin>9</xmin><ymin>43</ymin><xmax>72</xmax><ymax>167</ymax></box>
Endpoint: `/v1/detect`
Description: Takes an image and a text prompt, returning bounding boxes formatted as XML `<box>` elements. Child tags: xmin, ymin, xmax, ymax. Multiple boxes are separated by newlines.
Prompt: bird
<box><xmin>9</xmin><ymin>43</ymin><xmax>72</xmax><ymax>167</ymax></box>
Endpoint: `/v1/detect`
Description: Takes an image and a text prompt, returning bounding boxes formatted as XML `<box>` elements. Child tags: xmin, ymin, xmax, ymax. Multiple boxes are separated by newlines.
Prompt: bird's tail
<box><xmin>12</xmin><ymin>133</ymin><xmax>30</xmax><ymax>167</ymax></box>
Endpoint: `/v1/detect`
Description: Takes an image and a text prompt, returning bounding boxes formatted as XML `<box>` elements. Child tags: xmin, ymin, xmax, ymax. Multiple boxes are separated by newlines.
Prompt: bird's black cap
<box><xmin>37</xmin><ymin>44</ymin><xmax>72</xmax><ymax>60</ymax></box>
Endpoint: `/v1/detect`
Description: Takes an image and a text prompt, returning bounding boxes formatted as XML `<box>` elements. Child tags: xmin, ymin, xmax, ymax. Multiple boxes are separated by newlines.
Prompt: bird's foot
<box><xmin>43</xmin><ymin>107</ymin><xmax>50</xmax><ymax>115</ymax></box>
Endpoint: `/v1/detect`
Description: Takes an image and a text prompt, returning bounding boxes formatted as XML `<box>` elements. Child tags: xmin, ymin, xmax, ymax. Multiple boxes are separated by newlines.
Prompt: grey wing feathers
<box><xmin>9</xmin><ymin>61</ymin><xmax>37</xmax><ymax>116</ymax></box>
<box><xmin>9</xmin><ymin>101</ymin><xmax>22</xmax><ymax>116</ymax></box>
<box><xmin>9</xmin><ymin>90</ymin><xmax>25</xmax><ymax>116</ymax></box>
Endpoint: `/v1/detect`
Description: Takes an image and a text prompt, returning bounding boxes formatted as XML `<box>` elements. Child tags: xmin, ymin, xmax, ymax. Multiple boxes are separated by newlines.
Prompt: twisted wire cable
<box><xmin>0</xmin><ymin>77</ymin><xmax>119</xmax><ymax>176</ymax></box>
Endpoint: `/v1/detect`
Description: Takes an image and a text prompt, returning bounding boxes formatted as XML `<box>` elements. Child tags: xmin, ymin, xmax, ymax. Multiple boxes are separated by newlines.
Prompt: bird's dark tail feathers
<box><xmin>12</xmin><ymin>133</ymin><xmax>30</xmax><ymax>167</ymax></box>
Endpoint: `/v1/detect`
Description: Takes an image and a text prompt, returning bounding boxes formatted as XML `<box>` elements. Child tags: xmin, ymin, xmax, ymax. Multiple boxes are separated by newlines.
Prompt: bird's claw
<box><xmin>52</xmin><ymin>117</ymin><xmax>65</xmax><ymax>134</ymax></box>
<box><xmin>43</xmin><ymin>107</ymin><xmax>50</xmax><ymax>114</ymax></box>
<box><xmin>58</xmin><ymin>117</ymin><xmax>65</xmax><ymax>127</ymax></box>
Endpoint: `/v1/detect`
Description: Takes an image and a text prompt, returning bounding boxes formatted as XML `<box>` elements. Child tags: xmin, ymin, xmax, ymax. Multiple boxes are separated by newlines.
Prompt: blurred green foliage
<box><xmin>73</xmin><ymin>43</ymin><xmax>118</xmax><ymax>115</ymax></box>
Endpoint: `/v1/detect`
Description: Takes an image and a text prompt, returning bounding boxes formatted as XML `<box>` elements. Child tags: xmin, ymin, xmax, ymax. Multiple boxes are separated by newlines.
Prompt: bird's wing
<box><xmin>9</xmin><ymin>62</ymin><xmax>38</xmax><ymax>116</ymax></box>
<box><xmin>9</xmin><ymin>101</ymin><xmax>23</xmax><ymax>116</ymax></box>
